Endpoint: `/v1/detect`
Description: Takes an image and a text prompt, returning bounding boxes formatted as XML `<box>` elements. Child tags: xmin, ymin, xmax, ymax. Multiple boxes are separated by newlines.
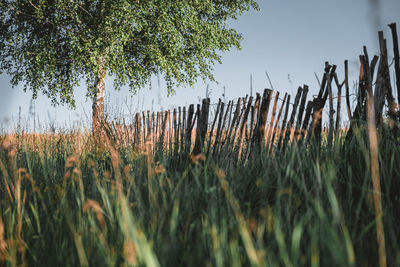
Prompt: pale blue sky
<box><xmin>1</xmin><ymin>0</ymin><xmax>400</xmax><ymax>131</ymax></box>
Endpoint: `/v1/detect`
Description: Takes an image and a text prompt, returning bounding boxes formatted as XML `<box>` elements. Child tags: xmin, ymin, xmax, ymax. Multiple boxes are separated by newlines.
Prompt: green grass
<box><xmin>0</xmin><ymin>126</ymin><xmax>399</xmax><ymax>266</ymax></box>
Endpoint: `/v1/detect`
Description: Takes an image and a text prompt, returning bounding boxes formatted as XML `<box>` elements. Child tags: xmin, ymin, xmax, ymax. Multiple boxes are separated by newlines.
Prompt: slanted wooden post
<box><xmin>253</xmin><ymin>89</ymin><xmax>273</xmax><ymax>150</ymax></box>
<box><xmin>186</xmin><ymin>104</ymin><xmax>195</xmax><ymax>153</ymax></box>
<box><xmin>192</xmin><ymin>104</ymin><xmax>201</xmax><ymax>150</ymax></box>
<box><xmin>167</xmin><ymin>110</ymin><xmax>173</xmax><ymax>157</ymax></box>
<box><xmin>216</xmin><ymin>100</ymin><xmax>232</xmax><ymax>156</ymax></box>
<box><xmin>248</xmin><ymin>93</ymin><xmax>261</xmax><ymax>146</ymax></box>
<box><xmin>283</xmin><ymin>86</ymin><xmax>302</xmax><ymax>150</ymax></box>
<box><xmin>147</xmin><ymin>111</ymin><xmax>151</xmax><ymax>137</ymax></box>
<box><xmin>135</xmin><ymin>113</ymin><xmax>142</xmax><ymax>150</ymax></box>
<box><xmin>145</xmin><ymin>110</ymin><xmax>152</xmax><ymax>152</ymax></box>
<box><xmin>248</xmin><ymin>106</ymin><xmax>255</xmax><ymax>144</ymax></box>
<box><xmin>344</xmin><ymin>60</ymin><xmax>352</xmax><ymax>122</ymax></box>
<box><xmin>266</xmin><ymin>91</ymin><xmax>280</xmax><ymax>148</ymax></box>
<box><xmin>237</xmin><ymin>96</ymin><xmax>253</xmax><ymax>159</ymax></box>
<box><xmin>213</xmin><ymin>101</ymin><xmax>225</xmax><ymax>156</ymax></box>
<box><xmin>270</xmin><ymin>93</ymin><xmax>288</xmax><ymax>150</ymax></box>
<box><xmin>295</xmin><ymin>85</ymin><xmax>309</xmax><ymax>140</ymax></box>
<box><xmin>327</xmin><ymin>69</ymin><xmax>335</xmax><ymax>146</ymax></box>
<box><xmin>173</xmin><ymin>108</ymin><xmax>178</xmax><ymax>156</ymax></box>
<box><xmin>254</xmin><ymin>93</ymin><xmax>261</xmax><ymax>124</ymax></box>
<box><xmin>176</xmin><ymin>107</ymin><xmax>182</xmax><ymax>156</ymax></box>
<box><xmin>232</xmin><ymin>96</ymin><xmax>247</xmax><ymax>149</ymax></box>
<box><xmin>277</xmin><ymin>94</ymin><xmax>291</xmax><ymax>150</ymax></box>
<box><xmin>156</xmin><ymin>112</ymin><xmax>160</xmax><ymax>146</ymax></box>
<box><xmin>193</xmin><ymin>98</ymin><xmax>210</xmax><ymax>155</ymax></box>
<box><xmin>309</xmin><ymin>64</ymin><xmax>334</xmax><ymax>144</ymax></box>
<box><xmin>225</xmin><ymin>99</ymin><xmax>235</xmax><ymax>141</ymax></box>
<box><xmin>388</xmin><ymin>23</ymin><xmax>400</xmax><ymax>110</ymax></box>
<box><xmin>142</xmin><ymin>112</ymin><xmax>147</xmax><ymax>141</ymax></box>
<box><xmin>181</xmin><ymin>107</ymin><xmax>186</xmax><ymax>154</ymax></box>
<box><xmin>224</xmin><ymin>98</ymin><xmax>241</xmax><ymax>153</ymax></box>
<box><xmin>374</xmin><ymin>31</ymin><xmax>393</xmax><ymax>127</ymax></box>
<box><xmin>207</xmin><ymin>99</ymin><xmax>221</xmax><ymax>156</ymax></box>
<box><xmin>158</xmin><ymin>111</ymin><xmax>169</xmax><ymax>154</ymax></box>
<box><xmin>151</xmin><ymin>112</ymin><xmax>156</xmax><ymax>153</ymax></box>
<box><xmin>301</xmin><ymin>101</ymin><xmax>313</xmax><ymax>140</ymax></box>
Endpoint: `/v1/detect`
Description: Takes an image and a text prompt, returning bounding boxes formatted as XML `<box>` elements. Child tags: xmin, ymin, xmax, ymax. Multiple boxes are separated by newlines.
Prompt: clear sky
<box><xmin>1</xmin><ymin>0</ymin><xmax>400</xmax><ymax>131</ymax></box>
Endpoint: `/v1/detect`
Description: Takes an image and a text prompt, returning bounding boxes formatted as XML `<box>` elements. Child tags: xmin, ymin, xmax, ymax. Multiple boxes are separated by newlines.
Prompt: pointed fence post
<box><xmin>277</xmin><ymin>94</ymin><xmax>291</xmax><ymax>150</ymax></box>
<box><xmin>301</xmin><ymin>101</ymin><xmax>313</xmax><ymax>141</ymax></box>
<box><xmin>216</xmin><ymin>100</ymin><xmax>232</xmax><ymax>156</ymax></box>
<box><xmin>224</xmin><ymin>98</ymin><xmax>242</xmax><ymax>153</ymax></box>
<box><xmin>252</xmin><ymin>89</ymin><xmax>273</xmax><ymax>151</ymax></box>
<box><xmin>388</xmin><ymin>23</ymin><xmax>400</xmax><ymax>109</ymax></box>
<box><xmin>270</xmin><ymin>93</ymin><xmax>288</xmax><ymax>151</ymax></box>
<box><xmin>207</xmin><ymin>99</ymin><xmax>221</xmax><ymax>156</ymax></box>
<box><xmin>213</xmin><ymin>101</ymin><xmax>225</xmax><ymax>157</ymax></box>
<box><xmin>295</xmin><ymin>85</ymin><xmax>309</xmax><ymax>140</ymax></box>
<box><xmin>237</xmin><ymin>96</ymin><xmax>253</xmax><ymax>159</ymax></box>
<box><xmin>266</xmin><ymin>91</ymin><xmax>280</xmax><ymax>148</ymax></box>
<box><xmin>283</xmin><ymin>86</ymin><xmax>302</xmax><ymax>150</ymax></box>
<box><xmin>186</xmin><ymin>104</ymin><xmax>195</xmax><ymax>153</ymax></box>
<box><xmin>193</xmin><ymin>98</ymin><xmax>210</xmax><ymax>155</ymax></box>
<box><xmin>135</xmin><ymin>112</ymin><xmax>142</xmax><ymax>150</ymax></box>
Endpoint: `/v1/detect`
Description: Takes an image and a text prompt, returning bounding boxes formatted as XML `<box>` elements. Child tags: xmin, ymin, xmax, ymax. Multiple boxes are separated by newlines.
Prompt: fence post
<box><xmin>135</xmin><ymin>113</ymin><xmax>142</xmax><ymax>150</ymax></box>
<box><xmin>207</xmin><ymin>99</ymin><xmax>221</xmax><ymax>156</ymax></box>
<box><xmin>193</xmin><ymin>98</ymin><xmax>210</xmax><ymax>155</ymax></box>
<box><xmin>283</xmin><ymin>86</ymin><xmax>302</xmax><ymax>150</ymax></box>
<box><xmin>295</xmin><ymin>85</ymin><xmax>309</xmax><ymax>140</ymax></box>
<box><xmin>266</xmin><ymin>91</ymin><xmax>280</xmax><ymax>148</ymax></box>
<box><xmin>388</xmin><ymin>23</ymin><xmax>400</xmax><ymax>109</ymax></box>
<box><xmin>270</xmin><ymin>93</ymin><xmax>288</xmax><ymax>151</ymax></box>
<box><xmin>237</xmin><ymin>96</ymin><xmax>253</xmax><ymax>159</ymax></box>
<box><xmin>213</xmin><ymin>101</ymin><xmax>225</xmax><ymax>157</ymax></box>
<box><xmin>216</xmin><ymin>100</ymin><xmax>232</xmax><ymax>156</ymax></box>
<box><xmin>277</xmin><ymin>94</ymin><xmax>291</xmax><ymax>150</ymax></box>
<box><xmin>186</xmin><ymin>104</ymin><xmax>195</xmax><ymax>153</ymax></box>
<box><xmin>253</xmin><ymin>89</ymin><xmax>273</xmax><ymax>151</ymax></box>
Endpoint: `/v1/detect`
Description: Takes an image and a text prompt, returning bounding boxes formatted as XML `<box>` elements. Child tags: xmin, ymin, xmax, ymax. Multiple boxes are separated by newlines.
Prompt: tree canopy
<box><xmin>0</xmin><ymin>0</ymin><xmax>258</xmax><ymax>129</ymax></box>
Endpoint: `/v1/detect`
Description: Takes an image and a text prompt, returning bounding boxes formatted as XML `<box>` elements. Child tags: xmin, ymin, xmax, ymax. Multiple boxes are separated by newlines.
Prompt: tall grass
<box><xmin>0</xmin><ymin>124</ymin><xmax>399</xmax><ymax>266</ymax></box>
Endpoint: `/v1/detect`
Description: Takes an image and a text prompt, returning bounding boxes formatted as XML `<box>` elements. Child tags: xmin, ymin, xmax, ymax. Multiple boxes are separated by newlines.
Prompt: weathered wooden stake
<box><xmin>225</xmin><ymin>98</ymin><xmax>241</xmax><ymax>152</ymax></box>
<box><xmin>277</xmin><ymin>94</ymin><xmax>291</xmax><ymax>150</ymax></box>
<box><xmin>388</xmin><ymin>23</ymin><xmax>400</xmax><ymax>109</ymax></box>
<box><xmin>207</xmin><ymin>99</ymin><xmax>221</xmax><ymax>156</ymax></box>
<box><xmin>283</xmin><ymin>86</ymin><xmax>302</xmax><ymax>150</ymax></box>
<box><xmin>237</xmin><ymin>96</ymin><xmax>253</xmax><ymax>159</ymax></box>
<box><xmin>344</xmin><ymin>60</ymin><xmax>352</xmax><ymax>122</ymax></box>
<box><xmin>193</xmin><ymin>98</ymin><xmax>210</xmax><ymax>155</ymax></box>
<box><xmin>270</xmin><ymin>93</ymin><xmax>287</xmax><ymax>150</ymax></box>
<box><xmin>266</xmin><ymin>91</ymin><xmax>280</xmax><ymax>148</ymax></box>
<box><xmin>300</xmin><ymin>101</ymin><xmax>313</xmax><ymax>140</ymax></box>
<box><xmin>253</xmin><ymin>89</ymin><xmax>273</xmax><ymax>150</ymax></box>
<box><xmin>295</xmin><ymin>85</ymin><xmax>309</xmax><ymax>140</ymax></box>
<box><xmin>213</xmin><ymin>101</ymin><xmax>225</xmax><ymax>156</ymax></box>
<box><xmin>217</xmin><ymin>100</ymin><xmax>232</xmax><ymax>155</ymax></box>
<box><xmin>186</xmin><ymin>104</ymin><xmax>195</xmax><ymax>153</ymax></box>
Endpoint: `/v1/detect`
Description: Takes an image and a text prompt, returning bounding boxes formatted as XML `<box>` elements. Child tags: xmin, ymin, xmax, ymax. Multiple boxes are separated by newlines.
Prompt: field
<box><xmin>0</xmin><ymin>119</ymin><xmax>399</xmax><ymax>267</ymax></box>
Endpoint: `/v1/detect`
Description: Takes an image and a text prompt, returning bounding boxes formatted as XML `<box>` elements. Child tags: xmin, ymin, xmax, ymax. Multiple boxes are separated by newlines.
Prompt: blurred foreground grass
<box><xmin>0</xmin><ymin>127</ymin><xmax>399</xmax><ymax>266</ymax></box>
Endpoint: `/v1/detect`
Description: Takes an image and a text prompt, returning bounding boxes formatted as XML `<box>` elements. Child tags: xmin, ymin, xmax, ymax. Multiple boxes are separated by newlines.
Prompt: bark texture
<box><xmin>92</xmin><ymin>67</ymin><xmax>106</xmax><ymax>137</ymax></box>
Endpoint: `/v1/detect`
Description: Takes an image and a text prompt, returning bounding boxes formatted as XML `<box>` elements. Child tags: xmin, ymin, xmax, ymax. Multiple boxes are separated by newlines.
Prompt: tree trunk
<box><xmin>92</xmin><ymin>67</ymin><xmax>106</xmax><ymax>136</ymax></box>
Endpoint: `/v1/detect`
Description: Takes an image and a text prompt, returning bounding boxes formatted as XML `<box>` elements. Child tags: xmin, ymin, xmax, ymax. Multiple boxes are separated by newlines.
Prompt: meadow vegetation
<box><xmin>0</xmin><ymin>123</ymin><xmax>399</xmax><ymax>266</ymax></box>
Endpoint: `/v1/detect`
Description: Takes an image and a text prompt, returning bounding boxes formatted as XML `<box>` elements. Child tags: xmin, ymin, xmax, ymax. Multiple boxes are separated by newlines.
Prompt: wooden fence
<box><xmin>106</xmin><ymin>24</ymin><xmax>400</xmax><ymax>160</ymax></box>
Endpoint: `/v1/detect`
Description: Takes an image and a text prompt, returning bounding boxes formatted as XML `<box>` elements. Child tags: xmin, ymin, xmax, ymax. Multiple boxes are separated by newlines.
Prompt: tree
<box><xmin>0</xmin><ymin>0</ymin><xmax>259</xmax><ymax>134</ymax></box>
